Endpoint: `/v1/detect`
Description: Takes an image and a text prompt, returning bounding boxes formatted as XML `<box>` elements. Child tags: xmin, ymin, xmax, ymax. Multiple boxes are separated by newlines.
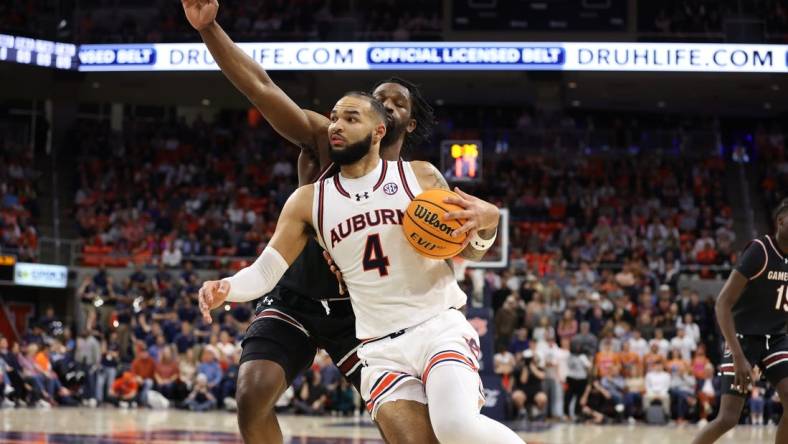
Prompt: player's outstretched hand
<box><xmin>442</xmin><ymin>187</ymin><xmax>500</xmax><ymax>238</ymax></box>
<box><xmin>182</xmin><ymin>0</ymin><xmax>219</xmax><ymax>31</ymax></box>
<box><xmin>322</xmin><ymin>250</ymin><xmax>347</xmax><ymax>295</ymax></box>
<box><xmin>198</xmin><ymin>280</ymin><xmax>230</xmax><ymax>324</ymax></box>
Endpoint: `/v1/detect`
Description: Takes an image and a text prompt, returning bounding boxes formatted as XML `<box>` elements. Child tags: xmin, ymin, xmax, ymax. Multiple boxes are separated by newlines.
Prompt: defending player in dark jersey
<box><xmin>693</xmin><ymin>199</ymin><xmax>788</xmax><ymax>444</ymax></box>
<box><xmin>181</xmin><ymin>1</ymin><xmax>439</xmax><ymax>443</ymax></box>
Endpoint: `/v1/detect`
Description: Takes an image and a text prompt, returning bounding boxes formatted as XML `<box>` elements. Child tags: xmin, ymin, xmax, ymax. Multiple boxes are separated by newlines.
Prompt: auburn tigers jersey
<box><xmin>732</xmin><ymin>234</ymin><xmax>788</xmax><ymax>335</ymax></box>
<box><xmin>312</xmin><ymin>159</ymin><xmax>467</xmax><ymax>339</ymax></box>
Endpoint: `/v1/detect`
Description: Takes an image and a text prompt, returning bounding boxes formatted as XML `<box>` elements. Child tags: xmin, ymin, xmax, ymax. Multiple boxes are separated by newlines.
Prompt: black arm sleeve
<box><xmin>734</xmin><ymin>240</ymin><xmax>767</xmax><ymax>279</ymax></box>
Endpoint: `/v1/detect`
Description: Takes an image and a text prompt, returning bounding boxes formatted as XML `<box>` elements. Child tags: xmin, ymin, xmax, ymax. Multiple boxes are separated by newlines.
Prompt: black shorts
<box><xmin>239</xmin><ymin>286</ymin><xmax>362</xmax><ymax>392</ymax></box>
<box><xmin>720</xmin><ymin>333</ymin><xmax>788</xmax><ymax>397</ymax></box>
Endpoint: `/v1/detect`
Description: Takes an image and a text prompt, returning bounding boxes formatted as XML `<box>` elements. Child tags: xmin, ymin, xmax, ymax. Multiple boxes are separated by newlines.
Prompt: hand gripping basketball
<box><xmin>198</xmin><ymin>280</ymin><xmax>230</xmax><ymax>324</ymax></box>
<box><xmin>442</xmin><ymin>186</ymin><xmax>500</xmax><ymax>238</ymax></box>
<box><xmin>403</xmin><ymin>189</ymin><xmax>468</xmax><ymax>259</ymax></box>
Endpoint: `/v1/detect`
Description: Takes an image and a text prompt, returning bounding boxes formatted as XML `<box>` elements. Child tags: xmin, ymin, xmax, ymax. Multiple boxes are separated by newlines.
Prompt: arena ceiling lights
<box><xmin>2</xmin><ymin>33</ymin><xmax>788</xmax><ymax>74</ymax></box>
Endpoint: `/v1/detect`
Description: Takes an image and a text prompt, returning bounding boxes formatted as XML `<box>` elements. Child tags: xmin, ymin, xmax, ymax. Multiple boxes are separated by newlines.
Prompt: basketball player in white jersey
<box><xmin>199</xmin><ymin>92</ymin><xmax>524</xmax><ymax>443</ymax></box>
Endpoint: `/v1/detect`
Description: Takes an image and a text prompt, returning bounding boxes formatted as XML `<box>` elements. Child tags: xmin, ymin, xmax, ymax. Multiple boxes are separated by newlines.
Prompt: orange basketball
<box><xmin>403</xmin><ymin>189</ymin><xmax>467</xmax><ymax>259</ymax></box>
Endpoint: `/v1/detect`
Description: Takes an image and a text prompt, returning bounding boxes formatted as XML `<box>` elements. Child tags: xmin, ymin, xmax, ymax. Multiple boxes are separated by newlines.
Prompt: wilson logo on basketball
<box><xmin>413</xmin><ymin>204</ymin><xmax>454</xmax><ymax>236</ymax></box>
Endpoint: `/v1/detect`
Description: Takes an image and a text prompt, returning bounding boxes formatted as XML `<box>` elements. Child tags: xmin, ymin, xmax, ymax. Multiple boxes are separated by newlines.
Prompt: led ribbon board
<box><xmin>0</xmin><ymin>33</ymin><xmax>785</xmax><ymax>73</ymax></box>
<box><xmin>75</xmin><ymin>42</ymin><xmax>788</xmax><ymax>73</ymax></box>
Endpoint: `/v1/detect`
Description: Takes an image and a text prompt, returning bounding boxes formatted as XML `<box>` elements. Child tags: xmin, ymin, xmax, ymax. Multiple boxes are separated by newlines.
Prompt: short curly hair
<box><xmin>372</xmin><ymin>77</ymin><xmax>435</xmax><ymax>154</ymax></box>
<box><xmin>774</xmin><ymin>198</ymin><xmax>788</xmax><ymax>222</ymax></box>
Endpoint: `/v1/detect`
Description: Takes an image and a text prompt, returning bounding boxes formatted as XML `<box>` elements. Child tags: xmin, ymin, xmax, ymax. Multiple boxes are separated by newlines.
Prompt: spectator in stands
<box><xmin>669</xmin><ymin>364</ymin><xmax>698</xmax><ymax>424</ymax></box>
<box><xmin>537</xmin><ymin>332</ymin><xmax>566</xmax><ymax>419</ymax></box>
<box><xmin>623</xmin><ymin>363</ymin><xmax>645</xmax><ymax>421</ymax></box>
<box><xmin>293</xmin><ymin>371</ymin><xmax>328</xmax><ymax>415</ymax></box>
<box><xmin>185</xmin><ymin>373</ymin><xmax>216</xmax><ymax>412</ymax></box>
<box><xmin>218</xmin><ymin>350</ymin><xmax>240</xmax><ymax>408</ymax></box>
<box><xmin>197</xmin><ymin>348</ymin><xmax>223</xmax><ymax>399</ymax></box>
<box><xmin>512</xmin><ymin>347</ymin><xmax>547</xmax><ymax>421</ymax></box>
<box><xmin>508</xmin><ymin>327</ymin><xmax>529</xmax><ymax>357</ymax></box>
<box><xmin>74</xmin><ymin>330</ymin><xmax>101</xmax><ymax>405</ymax></box>
<box><xmin>649</xmin><ymin>329</ymin><xmax>671</xmax><ymax>358</ymax></box>
<box><xmin>750</xmin><ymin>382</ymin><xmax>766</xmax><ymax>425</ymax></box>
<box><xmin>670</xmin><ymin>328</ymin><xmax>697</xmax><ymax>362</ymax></box>
<box><xmin>557</xmin><ymin>309</ymin><xmax>578</xmax><ymax>342</ymax></box>
<box><xmin>95</xmin><ymin>342</ymin><xmax>119</xmax><ymax>405</ymax></box>
<box><xmin>162</xmin><ymin>242</ymin><xmax>183</xmax><ymax>268</ymax></box>
<box><xmin>108</xmin><ymin>370</ymin><xmax>139</xmax><ymax>408</ymax></box>
<box><xmin>579</xmin><ymin>379</ymin><xmax>614</xmax><ymax>424</ymax></box>
<box><xmin>331</xmin><ymin>378</ymin><xmax>356</xmax><ymax>416</ymax></box>
<box><xmin>594</xmin><ymin>338</ymin><xmax>620</xmax><ymax>378</ymax></box>
<box><xmin>178</xmin><ymin>347</ymin><xmax>198</xmax><ymax>389</ymax></box>
<box><xmin>571</xmin><ymin>322</ymin><xmax>598</xmax><ymax>357</ymax></box>
<box><xmin>131</xmin><ymin>345</ymin><xmax>156</xmax><ymax>406</ymax></box>
<box><xmin>679</xmin><ymin>313</ymin><xmax>701</xmax><ymax>345</ymax></box>
<box><xmin>644</xmin><ymin>362</ymin><xmax>671</xmax><ymax>417</ymax></box>
<box><xmin>628</xmin><ymin>330</ymin><xmax>649</xmax><ymax>357</ymax></box>
<box><xmin>495</xmin><ymin>296</ymin><xmax>521</xmax><ymax>347</ymax></box>
<box><xmin>494</xmin><ymin>344</ymin><xmax>516</xmax><ymax>392</ymax></box>
<box><xmin>599</xmin><ymin>363</ymin><xmax>626</xmax><ymax>417</ymax></box>
<box><xmin>154</xmin><ymin>345</ymin><xmax>182</xmax><ymax>401</ymax></box>
<box><xmin>564</xmin><ymin>342</ymin><xmax>591</xmax><ymax>420</ymax></box>
<box><xmin>174</xmin><ymin>321</ymin><xmax>196</xmax><ymax>354</ymax></box>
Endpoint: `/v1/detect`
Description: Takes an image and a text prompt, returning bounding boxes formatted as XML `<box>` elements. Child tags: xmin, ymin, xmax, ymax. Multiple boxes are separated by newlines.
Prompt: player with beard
<box><xmin>182</xmin><ymin>1</ymin><xmax>439</xmax><ymax>442</ymax></box>
<box><xmin>199</xmin><ymin>91</ymin><xmax>524</xmax><ymax>443</ymax></box>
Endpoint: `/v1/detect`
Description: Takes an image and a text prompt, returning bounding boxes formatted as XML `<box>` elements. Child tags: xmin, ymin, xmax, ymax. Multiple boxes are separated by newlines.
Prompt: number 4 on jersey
<box><xmin>363</xmin><ymin>234</ymin><xmax>390</xmax><ymax>277</ymax></box>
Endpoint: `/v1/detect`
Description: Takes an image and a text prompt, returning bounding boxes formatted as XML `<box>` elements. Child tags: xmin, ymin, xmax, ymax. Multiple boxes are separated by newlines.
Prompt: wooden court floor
<box><xmin>0</xmin><ymin>408</ymin><xmax>776</xmax><ymax>443</ymax></box>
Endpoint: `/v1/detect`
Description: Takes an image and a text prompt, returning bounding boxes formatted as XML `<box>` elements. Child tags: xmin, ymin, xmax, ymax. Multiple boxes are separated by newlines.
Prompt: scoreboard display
<box><xmin>441</xmin><ymin>140</ymin><xmax>482</xmax><ymax>183</ymax></box>
<box><xmin>452</xmin><ymin>0</ymin><xmax>628</xmax><ymax>32</ymax></box>
<box><xmin>0</xmin><ymin>255</ymin><xmax>15</xmax><ymax>282</ymax></box>
<box><xmin>0</xmin><ymin>34</ymin><xmax>78</xmax><ymax>70</ymax></box>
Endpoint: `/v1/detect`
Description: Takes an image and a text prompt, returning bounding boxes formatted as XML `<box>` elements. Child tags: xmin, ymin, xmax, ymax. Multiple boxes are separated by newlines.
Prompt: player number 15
<box><xmin>775</xmin><ymin>285</ymin><xmax>787</xmax><ymax>312</ymax></box>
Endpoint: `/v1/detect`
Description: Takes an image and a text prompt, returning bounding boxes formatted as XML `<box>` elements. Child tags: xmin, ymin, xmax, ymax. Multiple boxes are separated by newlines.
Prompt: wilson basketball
<box><xmin>403</xmin><ymin>189</ymin><xmax>468</xmax><ymax>259</ymax></box>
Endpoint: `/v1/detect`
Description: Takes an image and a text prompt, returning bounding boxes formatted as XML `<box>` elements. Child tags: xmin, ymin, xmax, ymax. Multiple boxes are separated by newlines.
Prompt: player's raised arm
<box><xmin>410</xmin><ymin>161</ymin><xmax>499</xmax><ymax>261</ymax></box>
<box><xmin>181</xmin><ymin>0</ymin><xmax>326</xmax><ymax>150</ymax></box>
<box><xmin>197</xmin><ymin>185</ymin><xmax>315</xmax><ymax>323</ymax></box>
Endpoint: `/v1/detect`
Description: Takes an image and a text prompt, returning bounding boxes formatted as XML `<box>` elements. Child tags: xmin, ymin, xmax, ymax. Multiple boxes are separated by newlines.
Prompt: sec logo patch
<box><xmin>383</xmin><ymin>183</ymin><xmax>398</xmax><ymax>195</ymax></box>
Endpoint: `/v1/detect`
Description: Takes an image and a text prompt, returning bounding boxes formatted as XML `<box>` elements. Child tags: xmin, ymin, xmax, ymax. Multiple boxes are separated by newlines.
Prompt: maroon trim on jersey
<box><xmin>338</xmin><ymin>351</ymin><xmax>361</xmax><ymax>377</ymax></box>
<box><xmin>750</xmin><ymin>239</ymin><xmax>769</xmax><ymax>280</ymax></box>
<box><xmin>316</xmin><ymin>162</ymin><xmax>335</xmax><ymax>182</ymax></box>
<box><xmin>317</xmin><ymin>178</ymin><xmax>328</xmax><ymax>247</ymax></box>
<box><xmin>332</xmin><ymin>161</ymin><xmax>387</xmax><ymax>199</ymax></box>
<box><xmin>397</xmin><ymin>159</ymin><xmax>415</xmax><ymax>200</ymax></box>
<box><xmin>333</xmin><ymin>175</ymin><xmax>352</xmax><ymax>199</ymax></box>
<box><xmin>766</xmin><ymin>235</ymin><xmax>785</xmax><ymax>261</ymax></box>
<box><xmin>253</xmin><ymin>309</ymin><xmax>310</xmax><ymax>337</ymax></box>
<box><xmin>764</xmin><ymin>351</ymin><xmax>788</xmax><ymax>369</ymax></box>
<box><xmin>372</xmin><ymin>160</ymin><xmax>388</xmax><ymax>192</ymax></box>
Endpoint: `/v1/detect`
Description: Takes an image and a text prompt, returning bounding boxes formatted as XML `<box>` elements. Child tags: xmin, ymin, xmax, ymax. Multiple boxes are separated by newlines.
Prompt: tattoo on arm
<box><xmin>428</xmin><ymin>164</ymin><xmax>450</xmax><ymax>190</ymax></box>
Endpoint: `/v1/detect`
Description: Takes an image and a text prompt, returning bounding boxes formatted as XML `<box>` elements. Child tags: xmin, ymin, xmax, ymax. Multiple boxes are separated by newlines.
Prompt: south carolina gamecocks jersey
<box><xmin>312</xmin><ymin>159</ymin><xmax>466</xmax><ymax>339</ymax></box>
<box><xmin>732</xmin><ymin>234</ymin><xmax>788</xmax><ymax>335</ymax></box>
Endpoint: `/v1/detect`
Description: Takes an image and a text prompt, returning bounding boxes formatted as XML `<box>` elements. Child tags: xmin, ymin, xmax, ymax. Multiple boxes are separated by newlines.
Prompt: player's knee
<box><xmin>377</xmin><ymin>401</ymin><xmax>438</xmax><ymax>444</ymax></box>
<box><xmin>236</xmin><ymin>361</ymin><xmax>286</xmax><ymax>422</ymax></box>
<box><xmin>432</xmin><ymin>414</ymin><xmax>477</xmax><ymax>444</ymax></box>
